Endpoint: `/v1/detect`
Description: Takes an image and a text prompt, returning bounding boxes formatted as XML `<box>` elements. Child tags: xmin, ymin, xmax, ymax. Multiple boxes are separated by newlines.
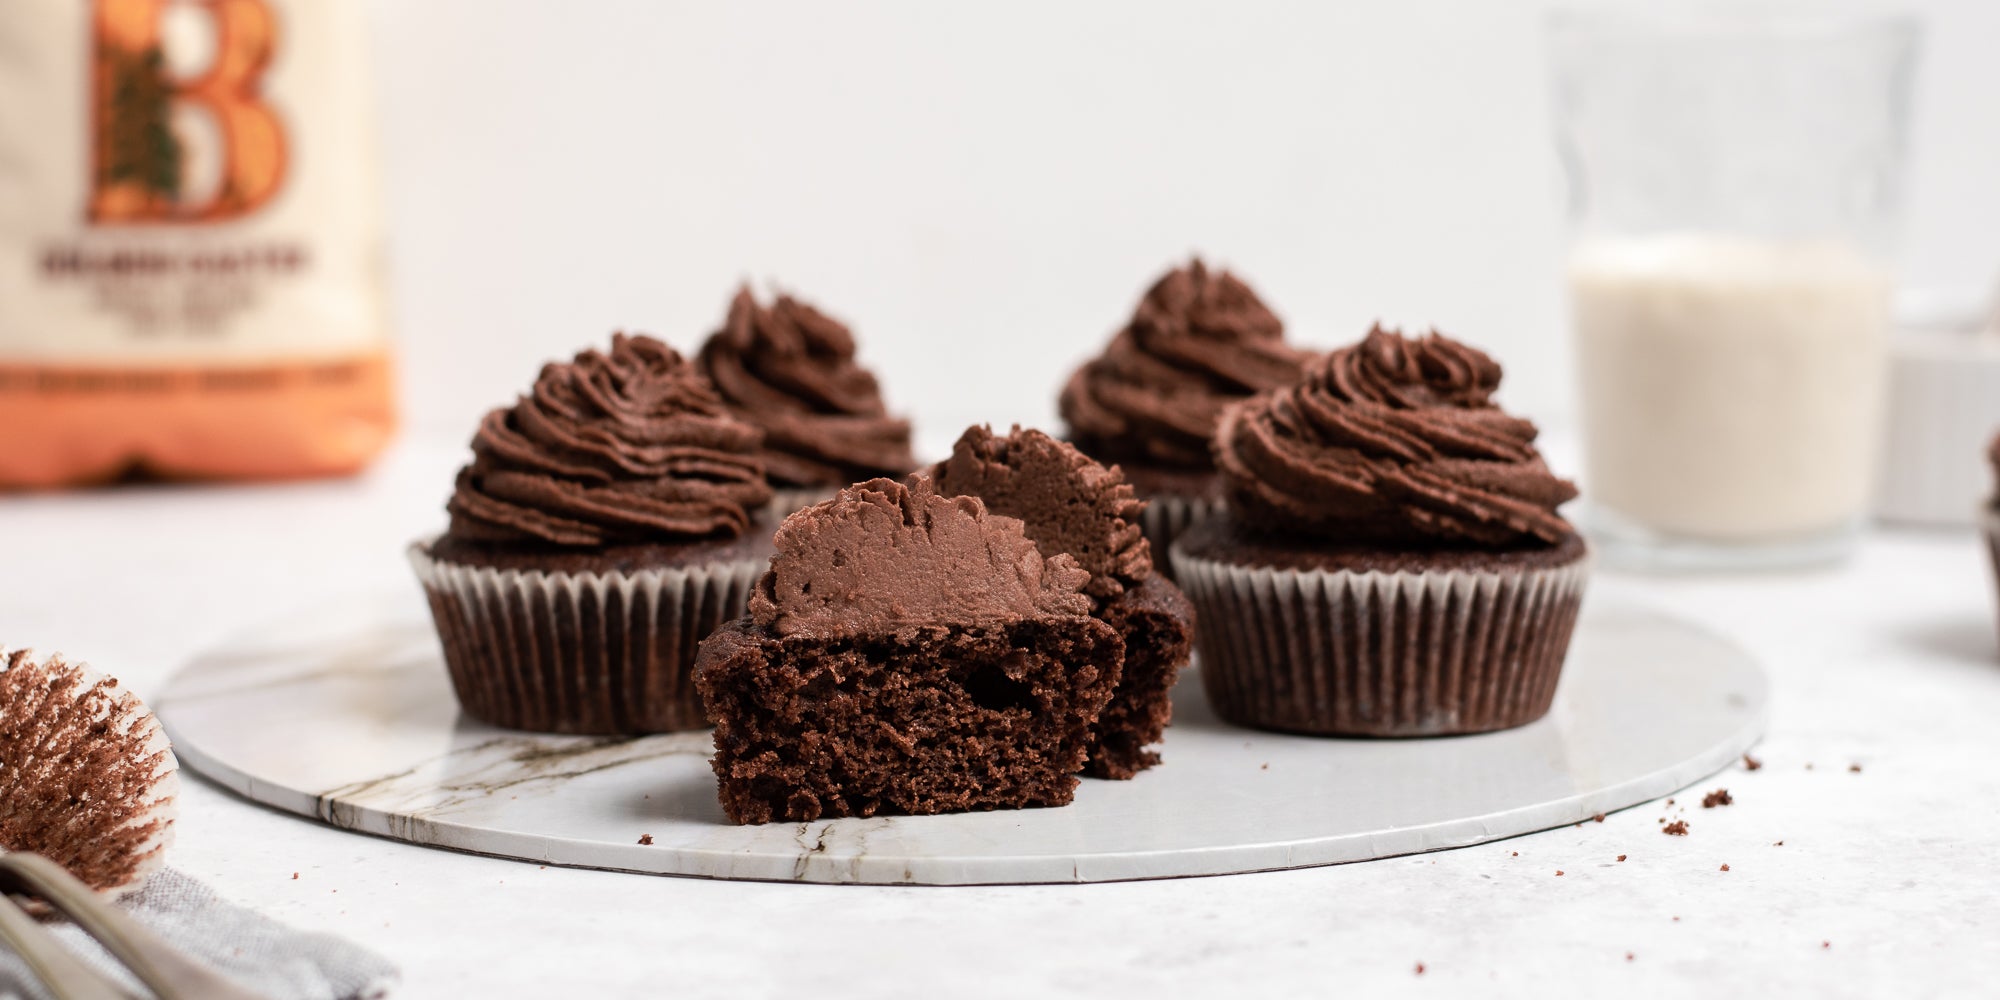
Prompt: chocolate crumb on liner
<box><xmin>0</xmin><ymin>649</ymin><xmax>178</xmax><ymax>898</ymax></box>
<box><xmin>1173</xmin><ymin>541</ymin><xmax>1588</xmax><ymax>736</ymax></box>
<box><xmin>409</xmin><ymin>539</ymin><xmax>762</xmax><ymax>734</ymax></box>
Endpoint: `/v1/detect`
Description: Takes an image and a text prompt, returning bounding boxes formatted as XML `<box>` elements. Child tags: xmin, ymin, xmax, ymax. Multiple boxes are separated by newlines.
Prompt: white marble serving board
<box><xmin>157</xmin><ymin>596</ymin><xmax>1765</xmax><ymax>885</ymax></box>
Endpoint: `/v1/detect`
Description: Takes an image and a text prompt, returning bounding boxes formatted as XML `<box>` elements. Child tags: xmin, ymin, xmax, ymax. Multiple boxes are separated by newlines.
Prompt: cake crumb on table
<box><xmin>1702</xmin><ymin>788</ymin><xmax>1733</xmax><ymax>808</ymax></box>
<box><xmin>1774</xmin><ymin>840</ymin><xmax>1785</xmax><ymax>846</ymax></box>
<box><xmin>638</xmin><ymin>834</ymin><xmax>654</xmax><ymax>845</ymax></box>
<box><xmin>1663</xmin><ymin>820</ymin><xmax>1690</xmax><ymax>836</ymax></box>
<box><xmin>1743</xmin><ymin>753</ymin><xmax>1763</xmax><ymax>771</ymax></box>
<box><xmin>1720</xmin><ymin>863</ymin><xmax>1731</xmax><ymax>871</ymax></box>
<box><xmin>1616</xmin><ymin>854</ymin><xmax>1627</xmax><ymax>862</ymax></box>
<box><xmin>1414</xmin><ymin>962</ymin><xmax>1426</xmax><ymax>976</ymax></box>
<box><xmin>1593</xmin><ymin>813</ymin><xmax>1606</xmax><ymax>822</ymax></box>
<box><xmin>1849</xmin><ymin>763</ymin><xmax>1863</xmax><ymax>773</ymax></box>
<box><xmin>1823</xmin><ymin>941</ymin><xmax>1831</xmax><ymax>949</ymax></box>
<box><xmin>1626</xmin><ymin>952</ymin><xmax>1635</xmax><ymax>962</ymax></box>
<box><xmin>1556</xmin><ymin>870</ymin><xmax>1565</xmax><ymax>876</ymax></box>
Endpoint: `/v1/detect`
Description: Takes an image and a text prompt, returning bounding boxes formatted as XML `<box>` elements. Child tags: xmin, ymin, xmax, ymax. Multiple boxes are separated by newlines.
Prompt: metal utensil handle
<box><xmin>0</xmin><ymin>890</ymin><xmax>135</xmax><ymax>1000</ymax></box>
<box><xmin>0</xmin><ymin>853</ymin><xmax>268</xmax><ymax>1000</ymax></box>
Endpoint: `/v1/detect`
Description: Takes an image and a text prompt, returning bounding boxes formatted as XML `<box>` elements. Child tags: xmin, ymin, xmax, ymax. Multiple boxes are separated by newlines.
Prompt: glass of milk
<box><xmin>1548</xmin><ymin>9</ymin><xmax>1918</xmax><ymax>570</ymax></box>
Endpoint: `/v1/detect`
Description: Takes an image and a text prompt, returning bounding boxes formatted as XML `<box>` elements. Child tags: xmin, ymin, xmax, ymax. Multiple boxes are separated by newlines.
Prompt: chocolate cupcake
<box><xmin>1174</xmin><ymin>325</ymin><xmax>1588</xmax><ymax>737</ymax></box>
<box><xmin>696</xmin><ymin>476</ymin><xmax>1123</xmax><ymax>824</ymax></box>
<box><xmin>409</xmin><ymin>333</ymin><xmax>775</xmax><ymax>734</ymax></box>
<box><xmin>1059</xmin><ymin>259</ymin><xmax>1311</xmax><ymax>576</ymax></box>
<box><xmin>932</xmin><ymin>424</ymin><xmax>1193</xmax><ymax>779</ymax></box>
<box><xmin>697</xmin><ymin>287</ymin><xmax>916</xmax><ymax>512</ymax></box>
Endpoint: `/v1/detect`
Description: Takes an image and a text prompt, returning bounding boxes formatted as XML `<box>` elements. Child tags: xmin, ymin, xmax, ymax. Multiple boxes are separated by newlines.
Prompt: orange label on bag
<box><xmin>0</xmin><ymin>0</ymin><xmax>395</xmax><ymax>487</ymax></box>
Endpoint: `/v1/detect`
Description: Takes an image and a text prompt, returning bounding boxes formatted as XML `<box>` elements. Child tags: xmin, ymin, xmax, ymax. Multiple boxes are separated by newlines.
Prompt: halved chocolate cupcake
<box><xmin>410</xmin><ymin>334</ymin><xmax>775</xmax><ymax>734</ymax></box>
<box><xmin>697</xmin><ymin>287</ymin><xmax>916</xmax><ymax>512</ymax></box>
<box><xmin>1059</xmin><ymin>259</ymin><xmax>1311</xmax><ymax>577</ymax></box>
<box><xmin>932</xmin><ymin>424</ymin><xmax>1192</xmax><ymax>779</ymax></box>
<box><xmin>1175</xmin><ymin>325</ymin><xmax>1588</xmax><ymax>737</ymax></box>
<box><xmin>696</xmin><ymin>476</ymin><xmax>1122</xmax><ymax>824</ymax></box>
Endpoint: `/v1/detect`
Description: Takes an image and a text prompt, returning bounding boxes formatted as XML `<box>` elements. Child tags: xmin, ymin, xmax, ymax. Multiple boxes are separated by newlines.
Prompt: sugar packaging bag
<box><xmin>0</xmin><ymin>0</ymin><xmax>395</xmax><ymax>486</ymax></box>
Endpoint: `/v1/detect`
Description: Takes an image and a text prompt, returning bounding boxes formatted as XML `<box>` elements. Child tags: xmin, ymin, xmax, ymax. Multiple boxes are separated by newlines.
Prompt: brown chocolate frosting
<box><xmin>1060</xmin><ymin>260</ymin><xmax>1310</xmax><ymax>469</ymax></box>
<box><xmin>931</xmin><ymin>425</ymin><xmax>1152</xmax><ymax>601</ymax></box>
<box><xmin>749</xmin><ymin>476</ymin><xmax>1093</xmax><ymax>637</ymax></box>
<box><xmin>697</xmin><ymin>288</ymin><xmax>915</xmax><ymax>488</ymax></box>
<box><xmin>447</xmin><ymin>333</ymin><xmax>773</xmax><ymax>546</ymax></box>
<box><xmin>1215</xmin><ymin>325</ymin><xmax>1578</xmax><ymax>548</ymax></box>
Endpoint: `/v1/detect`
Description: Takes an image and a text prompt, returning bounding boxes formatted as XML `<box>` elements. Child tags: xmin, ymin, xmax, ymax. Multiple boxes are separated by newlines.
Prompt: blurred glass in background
<box><xmin>1549</xmin><ymin>7</ymin><xmax>1920</xmax><ymax>570</ymax></box>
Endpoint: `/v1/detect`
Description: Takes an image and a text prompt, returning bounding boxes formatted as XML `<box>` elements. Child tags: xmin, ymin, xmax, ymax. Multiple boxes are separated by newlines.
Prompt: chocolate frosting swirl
<box><xmin>447</xmin><ymin>333</ymin><xmax>773</xmax><ymax>546</ymax></box>
<box><xmin>750</xmin><ymin>475</ymin><xmax>1093</xmax><ymax>637</ymax></box>
<box><xmin>1214</xmin><ymin>325</ymin><xmax>1577</xmax><ymax>548</ymax></box>
<box><xmin>1060</xmin><ymin>260</ymin><xmax>1310</xmax><ymax>469</ymax></box>
<box><xmin>697</xmin><ymin>288</ymin><xmax>915</xmax><ymax>488</ymax></box>
<box><xmin>932</xmin><ymin>425</ymin><xmax>1152</xmax><ymax>601</ymax></box>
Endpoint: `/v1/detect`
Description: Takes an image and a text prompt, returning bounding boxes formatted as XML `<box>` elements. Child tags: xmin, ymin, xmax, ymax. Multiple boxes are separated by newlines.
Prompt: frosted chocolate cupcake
<box><xmin>697</xmin><ymin>287</ymin><xmax>915</xmax><ymax>512</ymax></box>
<box><xmin>933</xmin><ymin>425</ymin><xmax>1194</xmax><ymax>779</ymax></box>
<box><xmin>1174</xmin><ymin>326</ymin><xmax>1588</xmax><ymax>737</ymax></box>
<box><xmin>410</xmin><ymin>333</ymin><xmax>774</xmax><ymax>734</ymax></box>
<box><xmin>1060</xmin><ymin>260</ymin><xmax>1310</xmax><ymax>576</ymax></box>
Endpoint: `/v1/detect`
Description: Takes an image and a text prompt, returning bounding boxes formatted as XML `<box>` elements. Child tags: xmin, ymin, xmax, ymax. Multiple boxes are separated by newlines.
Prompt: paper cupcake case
<box><xmin>0</xmin><ymin>650</ymin><xmax>178</xmax><ymax>900</ymax></box>
<box><xmin>1144</xmin><ymin>494</ymin><xmax>1227</xmax><ymax>581</ymax></box>
<box><xmin>1174</xmin><ymin>552</ymin><xmax>1590</xmax><ymax>737</ymax></box>
<box><xmin>1986</xmin><ymin>506</ymin><xmax>2000</xmax><ymax>643</ymax></box>
<box><xmin>408</xmin><ymin>541</ymin><xmax>763</xmax><ymax>734</ymax></box>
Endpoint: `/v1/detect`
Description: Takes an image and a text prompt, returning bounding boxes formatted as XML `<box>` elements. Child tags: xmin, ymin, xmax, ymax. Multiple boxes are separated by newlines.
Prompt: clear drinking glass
<box><xmin>1547</xmin><ymin>8</ymin><xmax>1920</xmax><ymax>570</ymax></box>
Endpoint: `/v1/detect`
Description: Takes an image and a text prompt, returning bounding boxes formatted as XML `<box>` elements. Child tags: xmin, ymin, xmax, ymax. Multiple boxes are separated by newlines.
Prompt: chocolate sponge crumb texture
<box><xmin>932</xmin><ymin>424</ymin><xmax>1193</xmax><ymax>779</ymax></box>
<box><xmin>697</xmin><ymin>476</ymin><xmax>1123</xmax><ymax>824</ymax></box>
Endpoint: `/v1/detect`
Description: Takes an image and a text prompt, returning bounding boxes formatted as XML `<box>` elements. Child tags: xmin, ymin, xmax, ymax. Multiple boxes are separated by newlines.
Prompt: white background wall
<box><xmin>366</xmin><ymin>0</ymin><xmax>2000</xmax><ymax>450</ymax></box>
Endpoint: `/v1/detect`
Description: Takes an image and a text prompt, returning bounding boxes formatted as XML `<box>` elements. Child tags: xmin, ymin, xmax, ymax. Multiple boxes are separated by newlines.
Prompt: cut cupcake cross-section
<box><xmin>932</xmin><ymin>424</ymin><xmax>1194</xmax><ymax>779</ymax></box>
<box><xmin>696</xmin><ymin>476</ymin><xmax>1123</xmax><ymax>824</ymax></box>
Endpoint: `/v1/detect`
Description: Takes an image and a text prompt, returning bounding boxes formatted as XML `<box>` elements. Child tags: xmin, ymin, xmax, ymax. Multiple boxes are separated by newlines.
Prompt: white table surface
<box><xmin>5</xmin><ymin>435</ymin><xmax>1999</xmax><ymax>999</ymax></box>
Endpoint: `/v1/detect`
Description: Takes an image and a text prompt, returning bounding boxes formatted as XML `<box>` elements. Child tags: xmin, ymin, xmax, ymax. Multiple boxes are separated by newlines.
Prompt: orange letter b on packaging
<box><xmin>89</xmin><ymin>0</ymin><xmax>288</xmax><ymax>224</ymax></box>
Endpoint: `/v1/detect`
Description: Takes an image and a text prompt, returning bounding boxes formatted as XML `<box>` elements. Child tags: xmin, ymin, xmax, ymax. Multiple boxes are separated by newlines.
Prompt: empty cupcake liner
<box><xmin>0</xmin><ymin>650</ymin><xmax>178</xmax><ymax>900</ymax></box>
<box><xmin>408</xmin><ymin>539</ymin><xmax>763</xmax><ymax>734</ymax></box>
<box><xmin>1143</xmin><ymin>494</ymin><xmax>1227</xmax><ymax>581</ymax></box>
<box><xmin>1174</xmin><ymin>548</ymin><xmax>1590</xmax><ymax>736</ymax></box>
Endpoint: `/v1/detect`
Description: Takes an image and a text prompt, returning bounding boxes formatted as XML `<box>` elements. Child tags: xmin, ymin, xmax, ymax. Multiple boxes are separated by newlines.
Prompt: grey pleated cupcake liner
<box><xmin>1986</xmin><ymin>506</ymin><xmax>2000</xmax><ymax>643</ymax></box>
<box><xmin>1141</xmin><ymin>493</ymin><xmax>1227</xmax><ymax>581</ymax></box>
<box><xmin>1174</xmin><ymin>546</ymin><xmax>1590</xmax><ymax>737</ymax></box>
<box><xmin>408</xmin><ymin>539</ymin><xmax>762</xmax><ymax>734</ymax></box>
